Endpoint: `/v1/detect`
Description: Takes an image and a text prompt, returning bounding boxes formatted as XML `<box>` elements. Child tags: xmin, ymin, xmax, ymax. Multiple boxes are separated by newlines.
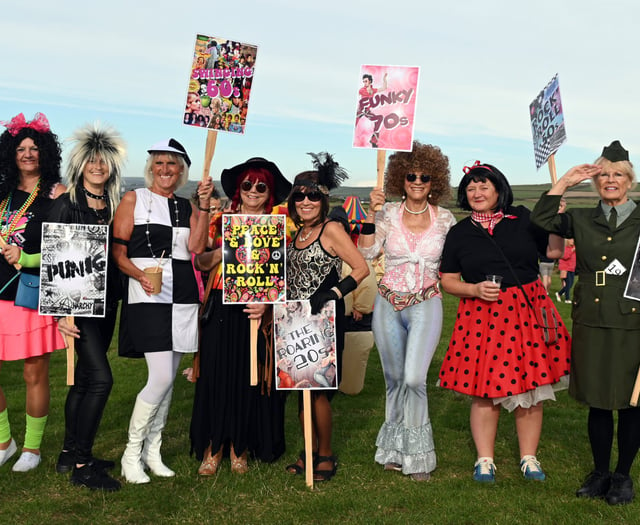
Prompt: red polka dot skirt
<box><xmin>439</xmin><ymin>280</ymin><xmax>571</xmax><ymax>399</ymax></box>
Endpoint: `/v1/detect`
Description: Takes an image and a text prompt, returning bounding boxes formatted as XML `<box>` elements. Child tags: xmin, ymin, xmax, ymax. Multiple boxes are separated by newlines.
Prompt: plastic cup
<box><xmin>486</xmin><ymin>274</ymin><xmax>503</xmax><ymax>286</ymax></box>
<box><xmin>144</xmin><ymin>266</ymin><xmax>163</xmax><ymax>295</ymax></box>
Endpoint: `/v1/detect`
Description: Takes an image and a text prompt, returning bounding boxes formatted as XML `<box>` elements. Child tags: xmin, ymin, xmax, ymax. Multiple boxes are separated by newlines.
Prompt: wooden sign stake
<box><xmin>374</xmin><ymin>150</ymin><xmax>386</xmax><ymax>211</ymax></box>
<box><xmin>202</xmin><ymin>130</ymin><xmax>218</xmax><ymax>182</ymax></box>
<box><xmin>303</xmin><ymin>390</ymin><xmax>314</xmax><ymax>489</ymax></box>
<box><xmin>65</xmin><ymin>316</ymin><xmax>75</xmax><ymax>385</ymax></box>
<box><xmin>548</xmin><ymin>154</ymin><xmax>557</xmax><ymax>185</ymax></box>
<box><xmin>250</xmin><ymin>318</ymin><xmax>258</xmax><ymax>386</ymax></box>
<box><xmin>631</xmin><ymin>366</ymin><xmax>640</xmax><ymax>406</ymax></box>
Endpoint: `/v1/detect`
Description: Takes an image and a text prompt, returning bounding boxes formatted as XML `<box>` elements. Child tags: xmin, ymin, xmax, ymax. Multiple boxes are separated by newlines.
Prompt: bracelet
<box><xmin>331</xmin><ymin>286</ymin><xmax>343</xmax><ymax>299</ymax></box>
<box><xmin>198</xmin><ymin>205</ymin><xmax>209</xmax><ymax>212</ymax></box>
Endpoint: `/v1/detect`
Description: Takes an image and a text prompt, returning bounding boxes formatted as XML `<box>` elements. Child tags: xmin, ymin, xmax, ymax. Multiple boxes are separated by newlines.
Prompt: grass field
<box><xmin>0</xmin><ymin>274</ymin><xmax>638</xmax><ymax>524</ymax></box>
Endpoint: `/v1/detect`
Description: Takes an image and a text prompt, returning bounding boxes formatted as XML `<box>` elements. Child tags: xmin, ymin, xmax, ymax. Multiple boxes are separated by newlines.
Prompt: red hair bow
<box><xmin>1</xmin><ymin>112</ymin><xmax>50</xmax><ymax>136</ymax></box>
<box><xmin>463</xmin><ymin>160</ymin><xmax>482</xmax><ymax>174</ymax></box>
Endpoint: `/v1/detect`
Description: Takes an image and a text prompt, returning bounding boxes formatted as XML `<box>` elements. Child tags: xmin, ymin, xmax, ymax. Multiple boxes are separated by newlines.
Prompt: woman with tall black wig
<box><xmin>52</xmin><ymin>123</ymin><xmax>125</xmax><ymax>490</ymax></box>
<box><xmin>0</xmin><ymin>112</ymin><xmax>66</xmax><ymax>472</ymax></box>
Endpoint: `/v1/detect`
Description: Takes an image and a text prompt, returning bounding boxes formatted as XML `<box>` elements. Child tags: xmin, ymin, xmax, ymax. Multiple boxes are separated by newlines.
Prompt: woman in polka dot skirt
<box><xmin>438</xmin><ymin>161</ymin><xmax>571</xmax><ymax>483</ymax></box>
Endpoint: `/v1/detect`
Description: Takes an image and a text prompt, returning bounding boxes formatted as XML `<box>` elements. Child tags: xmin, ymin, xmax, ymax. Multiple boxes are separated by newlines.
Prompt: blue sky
<box><xmin>1</xmin><ymin>1</ymin><xmax>638</xmax><ymax>189</ymax></box>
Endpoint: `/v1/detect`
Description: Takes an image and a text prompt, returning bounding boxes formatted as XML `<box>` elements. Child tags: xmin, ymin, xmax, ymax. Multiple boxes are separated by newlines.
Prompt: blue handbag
<box><xmin>14</xmin><ymin>272</ymin><xmax>40</xmax><ymax>310</ymax></box>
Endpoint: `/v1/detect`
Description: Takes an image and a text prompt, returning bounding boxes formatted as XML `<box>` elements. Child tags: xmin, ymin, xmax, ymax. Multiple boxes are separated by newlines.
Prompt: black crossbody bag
<box><xmin>475</xmin><ymin>222</ymin><xmax>561</xmax><ymax>346</ymax></box>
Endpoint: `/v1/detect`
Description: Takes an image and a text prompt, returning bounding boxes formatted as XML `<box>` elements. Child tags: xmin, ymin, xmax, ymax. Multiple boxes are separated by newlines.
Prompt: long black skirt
<box><xmin>190</xmin><ymin>290</ymin><xmax>285</xmax><ymax>462</ymax></box>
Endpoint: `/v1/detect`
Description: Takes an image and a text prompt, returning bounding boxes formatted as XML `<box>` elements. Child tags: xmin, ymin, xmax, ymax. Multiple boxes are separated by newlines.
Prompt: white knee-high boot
<box><xmin>121</xmin><ymin>396</ymin><xmax>159</xmax><ymax>484</ymax></box>
<box><xmin>141</xmin><ymin>388</ymin><xmax>175</xmax><ymax>477</ymax></box>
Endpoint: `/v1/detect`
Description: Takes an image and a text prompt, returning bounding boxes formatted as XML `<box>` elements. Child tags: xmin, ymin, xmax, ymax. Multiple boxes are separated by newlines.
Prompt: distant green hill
<box><xmin>123</xmin><ymin>178</ymin><xmax>604</xmax><ymax>209</ymax></box>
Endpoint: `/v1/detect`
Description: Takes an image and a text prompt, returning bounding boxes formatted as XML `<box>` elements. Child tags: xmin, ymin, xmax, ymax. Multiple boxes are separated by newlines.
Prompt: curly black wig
<box><xmin>0</xmin><ymin>126</ymin><xmax>62</xmax><ymax>199</ymax></box>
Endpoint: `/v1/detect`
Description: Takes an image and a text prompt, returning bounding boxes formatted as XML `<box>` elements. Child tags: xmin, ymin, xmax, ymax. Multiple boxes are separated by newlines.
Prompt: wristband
<box><xmin>360</xmin><ymin>223</ymin><xmax>375</xmax><ymax>235</ymax></box>
<box><xmin>17</xmin><ymin>250</ymin><xmax>41</xmax><ymax>268</ymax></box>
<box><xmin>336</xmin><ymin>275</ymin><xmax>358</xmax><ymax>298</ymax></box>
<box><xmin>198</xmin><ymin>205</ymin><xmax>209</xmax><ymax>212</ymax></box>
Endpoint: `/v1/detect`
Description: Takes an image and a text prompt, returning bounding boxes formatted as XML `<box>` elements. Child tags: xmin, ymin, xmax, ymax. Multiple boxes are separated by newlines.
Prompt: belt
<box><xmin>580</xmin><ymin>272</ymin><xmax>627</xmax><ymax>287</ymax></box>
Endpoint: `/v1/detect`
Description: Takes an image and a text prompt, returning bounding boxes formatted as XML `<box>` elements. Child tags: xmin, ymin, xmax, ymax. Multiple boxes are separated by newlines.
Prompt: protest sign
<box><xmin>530</xmin><ymin>74</ymin><xmax>567</xmax><ymax>173</ymax></box>
<box><xmin>274</xmin><ymin>300</ymin><xmax>338</xmax><ymax>390</ymax></box>
<box><xmin>353</xmin><ymin>64</ymin><xmax>420</xmax><ymax>152</ymax></box>
<box><xmin>354</xmin><ymin>64</ymin><xmax>419</xmax><ymax>199</ymax></box>
<box><xmin>222</xmin><ymin>214</ymin><xmax>286</xmax><ymax>304</ymax></box>
<box><xmin>39</xmin><ymin>223</ymin><xmax>109</xmax><ymax>317</ymax></box>
<box><xmin>184</xmin><ymin>34</ymin><xmax>257</xmax><ymax>134</ymax></box>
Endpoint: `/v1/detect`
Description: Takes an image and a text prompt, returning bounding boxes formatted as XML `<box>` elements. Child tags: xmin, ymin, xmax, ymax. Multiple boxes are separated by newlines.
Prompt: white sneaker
<box><xmin>0</xmin><ymin>439</ymin><xmax>17</xmax><ymax>467</ymax></box>
<box><xmin>555</xmin><ymin>292</ymin><xmax>562</xmax><ymax>302</ymax></box>
<box><xmin>12</xmin><ymin>451</ymin><xmax>41</xmax><ymax>472</ymax></box>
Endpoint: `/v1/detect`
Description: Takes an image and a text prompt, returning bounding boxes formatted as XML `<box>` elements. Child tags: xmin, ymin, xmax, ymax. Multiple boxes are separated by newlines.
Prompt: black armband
<box><xmin>360</xmin><ymin>223</ymin><xmax>375</xmax><ymax>235</ymax></box>
<box><xmin>336</xmin><ymin>275</ymin><xmax>358</xmax><ymax>298</ymax></box>
<box><xmin>113</xmin><ymin>237</ymin><xmax>129</xmax><ymax>246</ymax></box>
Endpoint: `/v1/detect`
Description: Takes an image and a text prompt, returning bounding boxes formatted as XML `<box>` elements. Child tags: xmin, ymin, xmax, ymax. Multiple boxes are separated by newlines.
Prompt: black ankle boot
<box><xmin>606</xmin><ymin>473</ymin><xmax>634</xmax><ymax>505</ymax></box>
<box><xmin>70</xmin><ymin>462</ymin><xmax>121</xmax><ymax>491</ymax></box>
<box><xmin>57</xmin><ymin>449</ymin><xmax>115</xmax><ymax>474</ymax></box>
<box><xmin>576</xmin><ymin>470</ymin><xmax>611</xmax><ymax>498</ymax></box>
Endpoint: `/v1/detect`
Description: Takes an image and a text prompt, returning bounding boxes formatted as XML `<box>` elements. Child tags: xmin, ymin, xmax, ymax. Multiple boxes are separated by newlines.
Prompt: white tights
<box><xmin>139</xmin><ymin>351</ymin><xmax>182</xmax><ymax>405</ymax></box>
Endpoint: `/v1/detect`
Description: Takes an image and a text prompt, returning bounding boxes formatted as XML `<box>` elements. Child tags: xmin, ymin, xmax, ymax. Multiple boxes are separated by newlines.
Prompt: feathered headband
<box><xmin>66</xmin><ymin>123</ymin><xmax>126</xmax><ymax>182</ymax></box>
<box><xmin>297</xmin><ymin>152</ymin><xmax>348</xmax><ymax>194</ymax></box>
<box><xmin>1</xmin><ymin>112</ymin><xmax>50</xmax><ymax>136</ymax></box>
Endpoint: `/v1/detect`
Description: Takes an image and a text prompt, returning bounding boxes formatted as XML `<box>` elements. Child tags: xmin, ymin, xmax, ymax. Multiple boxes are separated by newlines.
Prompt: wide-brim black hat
<box><xmin>220</xmin><ymin>157</ymin><xmax>292</xmax><ymax>204</ymax></box>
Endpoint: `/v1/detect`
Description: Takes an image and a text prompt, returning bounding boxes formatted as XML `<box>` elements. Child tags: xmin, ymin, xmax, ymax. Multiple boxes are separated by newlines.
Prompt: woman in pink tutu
<box><xmin>0</xmin><ymin>112</ymin><xmax>66</xmax><ymax>472</ymax></box>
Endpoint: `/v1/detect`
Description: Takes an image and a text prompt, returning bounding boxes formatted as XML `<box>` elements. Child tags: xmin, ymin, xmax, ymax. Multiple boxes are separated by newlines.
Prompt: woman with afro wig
<box><xmin>358</xmin><ymin>141</ymin><xmax>456</xmax><ymax>481</ymax></box>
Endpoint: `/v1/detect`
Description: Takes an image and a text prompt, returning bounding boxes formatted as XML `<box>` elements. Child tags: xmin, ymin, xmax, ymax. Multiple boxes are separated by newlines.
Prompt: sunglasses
<box><xmin>292</xmin><ymin>191</ymin><xmax>323</xmax><ymax>203</ymax></box>
<box><xmin>406</xmin><ymin>173</ymin><xmax>431</xmax><ymax>183</ymax></box>
<box><xmin>240</xmin><ymin>180</ymin><xmax>268</xmax><ymax>193</ymax></box>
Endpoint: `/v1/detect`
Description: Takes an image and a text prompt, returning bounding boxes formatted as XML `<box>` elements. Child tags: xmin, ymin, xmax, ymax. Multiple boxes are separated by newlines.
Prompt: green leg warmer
<box><xmin>0</xmin><ymin>408</ymin><xmax>10</xmax><ymax>443</ymax></box>
<box><xmin>24</xmin><ymin>414</ymin><xmax>47</xmax><ymax>450</ymax></box>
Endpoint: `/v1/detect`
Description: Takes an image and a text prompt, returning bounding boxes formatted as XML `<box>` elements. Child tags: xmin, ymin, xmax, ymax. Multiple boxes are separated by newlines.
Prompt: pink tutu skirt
<box><xmin>0</xmin><ymin>300</ymin><xmax>65</xmax><ymax>361</ymax></box>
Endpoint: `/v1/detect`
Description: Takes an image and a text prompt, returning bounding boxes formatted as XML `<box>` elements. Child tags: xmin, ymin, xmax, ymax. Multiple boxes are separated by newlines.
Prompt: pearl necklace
<box><xmin>403</xmin><ymin>201</ymin><xmax>429</xmax><ymax>215</ymax></box>
<box><xmin>145</xmin><ymin>189</ymin><xmax>180</xmax><ymax>260</ymax></box>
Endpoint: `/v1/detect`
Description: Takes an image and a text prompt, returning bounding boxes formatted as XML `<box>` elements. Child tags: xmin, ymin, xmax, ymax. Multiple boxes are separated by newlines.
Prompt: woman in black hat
<box><xmin>190</xmin><ymin>157</ymin><xmax>293</xmax><ymax>476</ymax></box>
<box><xmin>531</xmin><ymin>141</ymin><xmax>640</xmax><ymax>505</ymax></box>
<box><xmin>113</xmin><ymin>138</ymin><xmax>213</xmax><ymax>484</ymax></box>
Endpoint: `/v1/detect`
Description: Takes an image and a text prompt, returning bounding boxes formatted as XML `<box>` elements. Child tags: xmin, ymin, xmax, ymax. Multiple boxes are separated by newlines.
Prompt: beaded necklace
<box><xmin>145</xmin><ymin>188</ymin><xmax>179</xmax><ymax>260</ymax></box>
<box><xmin>0</xmin><ymin>179</ymin><xmax>41</xmax><ymax>240</ymax></box>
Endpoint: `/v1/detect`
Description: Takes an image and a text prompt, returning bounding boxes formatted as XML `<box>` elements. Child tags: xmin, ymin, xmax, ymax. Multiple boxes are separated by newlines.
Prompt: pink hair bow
<box><xmin>1</xmin><ymin>112</ymin><xmax>50</xmax><ymax>136</ymax></box>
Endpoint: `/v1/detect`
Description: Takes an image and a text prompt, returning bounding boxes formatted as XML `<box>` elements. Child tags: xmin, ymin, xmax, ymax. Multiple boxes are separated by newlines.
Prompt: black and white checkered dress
<box><xmin>118</xmin><ymin>188</ymin><xmax>199</xmax><ymax>357</ymax></box>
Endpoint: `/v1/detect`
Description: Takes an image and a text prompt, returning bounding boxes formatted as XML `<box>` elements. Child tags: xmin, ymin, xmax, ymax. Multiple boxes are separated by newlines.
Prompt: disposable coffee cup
<box><xmin>486</xmin><ymin>274</ymin><xmax>503</xmax><ymax>286</ymax></box>
<box><xmin>144</xmin><ymin>266</ymin><xmax>163</xmax><ymax>295</ymax></box>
